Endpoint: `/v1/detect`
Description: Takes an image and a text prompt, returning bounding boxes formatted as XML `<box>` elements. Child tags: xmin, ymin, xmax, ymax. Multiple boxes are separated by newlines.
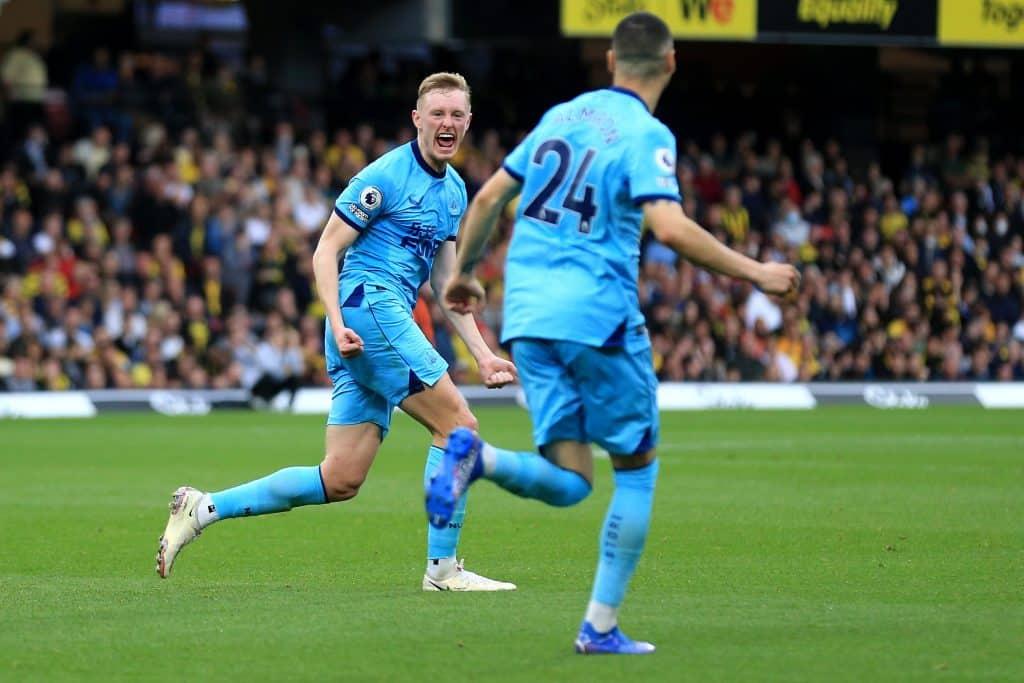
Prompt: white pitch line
<box><xmin>660</xmin><ymin>434</ymin><xmax>1024</xmax><ymax>452</ymax></box>
<box><xmin>551</xmin><ymin>434</ymin><xmax>1022</xmax><ymax>464</ymax></box>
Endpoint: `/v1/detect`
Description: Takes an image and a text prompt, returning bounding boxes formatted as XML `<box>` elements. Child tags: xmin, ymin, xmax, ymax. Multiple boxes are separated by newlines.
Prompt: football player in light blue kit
<box><xmin>157</xmin><ymin>73</ymin><xmax>517</xmax><ymax>591</ymax></box>
<box><xmin>427</xmin><ymin>13</ymin><xmax>800</xmax><ymax>653</ymax></box>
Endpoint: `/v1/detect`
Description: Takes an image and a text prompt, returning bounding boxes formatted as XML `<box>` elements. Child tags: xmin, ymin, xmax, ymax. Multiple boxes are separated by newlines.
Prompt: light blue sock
<box><xmin>425</xmin><ymin>445</ymin><xmax>467</xmax><ymax>559</ymax></box>
<box><xmin>483</xmin><ymin>443</ymin><xmax>591</xmax><ymax>507</ymax></box>
<box><xmin>590</xmin><ymin>459</ymin><xmax>659</xmax><ymax>607</ymax></box>
<box><xmin>210</xmin><ymin>466</ymin><xmax>327</xmax><ymax>519</ymax></box>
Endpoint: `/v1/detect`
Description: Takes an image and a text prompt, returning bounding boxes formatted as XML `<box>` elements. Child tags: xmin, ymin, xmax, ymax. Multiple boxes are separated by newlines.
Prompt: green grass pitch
<box><xmin>1</xmin><ymin>407</ymin><xmax>1022</xmax><ymax>681</ymax></box>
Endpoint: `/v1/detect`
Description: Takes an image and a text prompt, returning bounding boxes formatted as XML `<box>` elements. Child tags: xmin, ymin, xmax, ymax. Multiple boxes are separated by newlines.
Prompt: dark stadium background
<box><xmin>1</xmin><ymin>0</ymin><xmax>1023</xmax><ymax>400</ymax></box>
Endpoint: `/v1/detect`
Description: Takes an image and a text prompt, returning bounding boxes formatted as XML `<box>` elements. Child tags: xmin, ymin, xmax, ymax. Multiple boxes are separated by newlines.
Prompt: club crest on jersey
<box><xmin>359</xmin><ymin>186</ymin><xmax>383</xmax><ymax>211</ymax></box>
<box><xmin>654</xmin><ymin>148</ymin><xmax>675</xmax><ymax>174</ymax></box>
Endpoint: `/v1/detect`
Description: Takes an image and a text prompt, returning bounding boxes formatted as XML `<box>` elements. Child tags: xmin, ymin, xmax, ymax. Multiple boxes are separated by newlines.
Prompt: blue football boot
<box><xmin>425</xmin><ymin>427</ymin><xmax>483</xmax><ymax>529</ymax></box>
<box><xmin>574</xmin><ymin>621</ymin><xmax>656</xmax><ymax>655</ymax></box>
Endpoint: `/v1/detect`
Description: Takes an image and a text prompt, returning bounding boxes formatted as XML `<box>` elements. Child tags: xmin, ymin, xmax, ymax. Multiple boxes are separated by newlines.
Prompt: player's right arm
<box><xmin>312</xmin><ymin>211</ymin><xmax>363</xmax><ymax>357</ymax></box>
<box><xmin>643</xmin><ymin>200</ymin><xmax>799</xmax><ymax>295</ymax></box>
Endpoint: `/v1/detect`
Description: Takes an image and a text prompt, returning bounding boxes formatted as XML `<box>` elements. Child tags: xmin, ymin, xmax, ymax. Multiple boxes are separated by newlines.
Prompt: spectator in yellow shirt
<box><xmin>720</xmin><ymin>185</ymin><xmax>750</xmax><ymax>244</ymax></box>
<box><xmin>880</xmin><ymin>194</ymin><xmax>908</xmax><ymax>241</ymax></box>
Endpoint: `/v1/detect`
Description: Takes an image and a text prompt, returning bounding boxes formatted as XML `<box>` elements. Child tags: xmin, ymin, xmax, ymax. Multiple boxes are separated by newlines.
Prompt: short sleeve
<box><xmin>333</xmin><ymin>168</ymin><xmax>391</xmax><ymax>232</ymax></box>
<box><xmin>501</xmin><ymin>131</ymin><xmax>534</xmax><ymax>183</ymax></box>
<box><xmin>627</xmin><ymin>125</ymin><xmax>681</xmax><ymax>206</ymax></box>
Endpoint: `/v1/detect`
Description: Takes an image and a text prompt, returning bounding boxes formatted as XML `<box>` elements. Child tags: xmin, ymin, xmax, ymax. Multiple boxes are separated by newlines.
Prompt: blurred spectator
<box><xmin>251</xmin><ymin>315</ymin><xmax>304</xmax><ymax>405</ymax></box>
<box><xmin>1</xmin><ymin>31</ymin><xmax>48</xmax><ymax>141</ymax></box>
<box><xmin>72</xmin><ymin>48</ymin><xmax>120</xmax><ymax>137</ymax></box>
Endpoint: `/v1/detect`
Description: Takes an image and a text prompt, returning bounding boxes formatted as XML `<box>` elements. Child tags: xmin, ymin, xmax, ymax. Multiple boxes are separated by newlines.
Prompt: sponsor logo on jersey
<box><xmin>400</xmin><ymin>222</ymin><xmax>446</xmax><ymax>260</ymax></box>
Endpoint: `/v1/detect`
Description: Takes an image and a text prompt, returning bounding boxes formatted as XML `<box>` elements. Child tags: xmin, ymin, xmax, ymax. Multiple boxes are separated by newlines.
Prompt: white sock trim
<box><xmin>196</xmin><ymin>493</ymin><xmax>219</xmax><ymax>528</ymax></box>
<box><xmin>481</xmin><ymin>443</ymin><xmax>497</xmax><ymax>476</ymax></box>
<box><xmin>584</xmin><ymin>601</ymin><xmax>618</xmax><ymax>633</ymax></box>
<box><xmin>426</xmin><ymin>556</ymin><xmax>457</xmax><ymax>580</ymax></box>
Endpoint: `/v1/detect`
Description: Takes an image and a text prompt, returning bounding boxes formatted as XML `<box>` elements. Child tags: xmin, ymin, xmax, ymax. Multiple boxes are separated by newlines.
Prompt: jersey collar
<box><xmin>410</xmin><ymin>139</ymin><xmax>447</xmax><ymax>179</ymax></box>
<box><xmin>607</xmin><ymin>86</ymin><xmax>649</xmax><ymax>112</ymax></box>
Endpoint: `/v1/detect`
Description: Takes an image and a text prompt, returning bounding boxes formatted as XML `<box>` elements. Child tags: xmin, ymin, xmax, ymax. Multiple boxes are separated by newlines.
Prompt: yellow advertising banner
<box><xmin>561</xmin><ymin>0</ymin><xmax>758</xmax><ymax>40</ymax></box>
<box><xmin>939</xmin><ymin>0</ymin><xmax>1024</xmax><ymax>47</ymax></box>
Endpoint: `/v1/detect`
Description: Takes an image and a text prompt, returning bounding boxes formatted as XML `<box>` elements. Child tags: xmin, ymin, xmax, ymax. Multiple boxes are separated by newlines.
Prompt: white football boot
<box><xmin>421</xmin><ymin>559</ymin><xmax>517</xmax><ymax>592</ymax></box>
<box><xmin>156</xmin><ymin>486</ymin><xmax>204</xmax><ymax>578</ymax></box>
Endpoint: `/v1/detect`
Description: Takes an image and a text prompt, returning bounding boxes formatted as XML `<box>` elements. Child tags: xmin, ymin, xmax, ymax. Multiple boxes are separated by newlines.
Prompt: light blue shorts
<box><xmin>510</xmin><ymin>326</ymin><xmax>659</xmax><ymax>456</ymax></box>
<box><xmin>324</xmin><ymin>283</ymin><xmax>447</xmax><ymax>438</ymax></box>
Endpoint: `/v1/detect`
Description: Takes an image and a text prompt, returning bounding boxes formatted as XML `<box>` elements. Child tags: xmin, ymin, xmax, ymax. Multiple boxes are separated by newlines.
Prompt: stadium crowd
<box><xmin>1</xmin><ymin>43</ymin><xmax>1023</xmax><ymax>394</ymax></box>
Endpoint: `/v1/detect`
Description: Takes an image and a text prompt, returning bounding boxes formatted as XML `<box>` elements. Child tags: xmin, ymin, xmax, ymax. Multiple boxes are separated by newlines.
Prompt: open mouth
<box><xmin>436</xmin><ymin>132</ymin><xmax>456</xmax><ymax>151</ymax></box>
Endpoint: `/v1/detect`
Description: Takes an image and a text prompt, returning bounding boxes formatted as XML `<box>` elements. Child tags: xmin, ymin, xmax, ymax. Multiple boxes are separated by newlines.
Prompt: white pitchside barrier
<box><xmin>1</xmin><ymin>383</ymin><xmax>1023</xmax><ymax>419</ymax></box>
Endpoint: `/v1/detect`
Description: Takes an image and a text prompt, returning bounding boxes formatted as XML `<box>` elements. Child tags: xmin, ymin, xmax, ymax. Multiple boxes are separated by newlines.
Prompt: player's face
<box><xmin>413</xmin><ymin>89</ymin><xmax>472</xmax><ymax>167</ymax></box>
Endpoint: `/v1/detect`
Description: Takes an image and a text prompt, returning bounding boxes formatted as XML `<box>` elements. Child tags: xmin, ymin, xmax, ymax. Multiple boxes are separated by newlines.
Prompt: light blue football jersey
<box><xmin>500</xmin><ymin>87</ymin><xmax>681</xmax><ymax>347</ymax></box>
<box><xmin>333</xmin><ymin>141</ymin><xmax>467</xmax><ymax>310</ymax></box>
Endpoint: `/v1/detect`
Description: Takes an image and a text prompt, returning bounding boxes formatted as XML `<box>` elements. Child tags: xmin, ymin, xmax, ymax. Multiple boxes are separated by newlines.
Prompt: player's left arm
<box><xmin>644</xmin><ymin>200</ymin><xmax>798</xmax><ymax>294</ymax></box>
<box><xmin>431</xmin><ymin>239</ymin><xmax>516</xmax><ymax>387</ymax></box>
<box><xmin>445</xmin><ymin>169</ymin><xmax>522</xmax><ymax>313</ymax></box>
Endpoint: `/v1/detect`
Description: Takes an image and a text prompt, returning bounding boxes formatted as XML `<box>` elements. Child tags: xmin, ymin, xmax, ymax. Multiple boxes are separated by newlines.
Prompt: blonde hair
<box><xmin>417</xmin><ymin>72</ymin><xmax>471</xmax><ymax>108</ymax></box>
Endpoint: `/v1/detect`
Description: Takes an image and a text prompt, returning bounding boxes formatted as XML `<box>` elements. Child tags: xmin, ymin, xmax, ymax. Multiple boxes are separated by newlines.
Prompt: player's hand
<box><xmin>755</xmin><ymin>262</ymin><xmax>801</xmax><ymax>297</ymax></box>
<box><xmin>334</xmin><ymin>327</ymin><xmax>364</xmax><ymax>358</ymax></box>
<box><xmin>444</xmin><ymin>274</ymin><xmax>486</xmax><ymax>314</ymax></box>
<box><xmin>478</xmin><ymin>354</ymin><xmax>517</xmax><ymax>388</ymax></box>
